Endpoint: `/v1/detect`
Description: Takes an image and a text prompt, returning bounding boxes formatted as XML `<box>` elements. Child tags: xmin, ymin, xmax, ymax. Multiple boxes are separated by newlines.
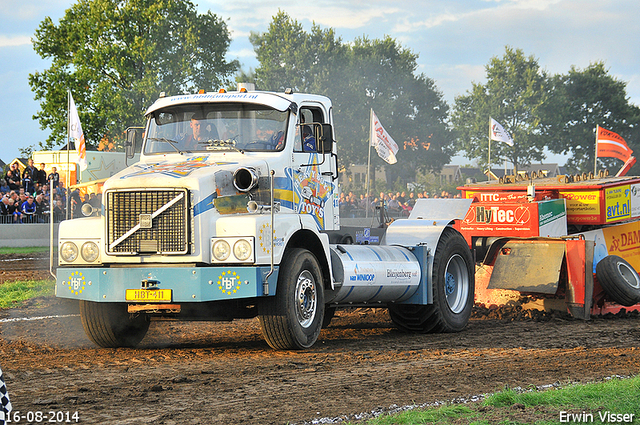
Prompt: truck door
<box><xmin>290</xmin><ymin>105</ymin><xmax>339</xmax><ymax>231</ymax></box>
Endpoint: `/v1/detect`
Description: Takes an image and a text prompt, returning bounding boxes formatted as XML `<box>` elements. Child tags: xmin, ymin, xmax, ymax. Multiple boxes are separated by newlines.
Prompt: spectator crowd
<box><xmin>339</xmin><ymin>189</ymin><xmax>461</xmax><ymax>219</ymax></box>
<box><xmin>3</xmin><ymin>158</ymin><xmax>459</xmax><ymax>224</ymax></box>
<box><xmin>1</xmin><ymin>159</ymin><xmax>99</xmax><ymax>224</ymax></box>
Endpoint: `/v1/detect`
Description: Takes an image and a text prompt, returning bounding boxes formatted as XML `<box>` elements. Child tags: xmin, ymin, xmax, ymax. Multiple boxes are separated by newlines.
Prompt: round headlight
<box><xmin>60</xmin><ymin>242</ymin><xmax>78</xmax><ymax>262</ymax></box>
<box><xmin>81</xmin><ymin>241</ymin><xmax>100</xmax><ymax>262</ymax></box>
<box><xmin>212</xmin><ymin>240</ymin><xmax>231</xmax><ymax>261</ymax></box>
<box><xmin>233</xmin><ymin>239</ymin><xmax>252</xmax><ymax>261</ymax></box>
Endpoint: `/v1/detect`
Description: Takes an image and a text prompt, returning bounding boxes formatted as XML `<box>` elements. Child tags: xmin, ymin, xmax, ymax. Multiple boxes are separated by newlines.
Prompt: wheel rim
<box><xmin>618</xmin><ymin>261</ymin><xmax>640</xmax><ymax>289</ymax></box>
<box><xmin>444</xmin><ymin>254</ymin><xmax>469</xmax><ymax>314</ymax></box>
<box><xmin>295</xmin><ymin>270</ymin><xmax>317</xmax><ymax>328</ymax></box>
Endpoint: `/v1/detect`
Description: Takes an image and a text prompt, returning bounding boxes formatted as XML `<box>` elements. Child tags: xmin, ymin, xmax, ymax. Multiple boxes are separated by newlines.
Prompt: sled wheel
<box><xmin>79</xmin><ymin>300</ymin><xmax>150</xmax><ymax>348</ymax></box>
<box><xmin>388</xmin><ymin>227</ymin><xmax>474</xmax><ymax>333</ymax></box>
<box><xmin>596</xmin><ymin>255</ymin><xmax>640</xmax><ymax>306</ymax></box>
<box><xmin>259</xmin><ymin>248</ymin><xmax>324</xmax><ymax>349</ymax></box>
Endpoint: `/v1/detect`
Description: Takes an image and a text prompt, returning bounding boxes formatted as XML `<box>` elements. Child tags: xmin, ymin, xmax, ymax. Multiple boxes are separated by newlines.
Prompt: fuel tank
<box><xmin>329</xmin><ymin>244</ymin><xmax>422</xmax><ymax>304</ymax></box>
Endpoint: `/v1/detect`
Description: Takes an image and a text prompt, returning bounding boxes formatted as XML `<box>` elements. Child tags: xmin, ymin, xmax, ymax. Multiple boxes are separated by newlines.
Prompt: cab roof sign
<box><xmin>146</xmin><ymin>91</ymin><xmax>295</xmax><ymax>115</ymax></box>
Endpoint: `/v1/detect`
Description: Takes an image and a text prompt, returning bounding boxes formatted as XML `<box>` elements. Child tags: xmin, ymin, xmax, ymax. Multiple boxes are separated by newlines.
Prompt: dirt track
<box><xmin>1</xmin><ymin>253</ymin><xmax>640</xmax><ymax>424</ymax></box>
<box><xmin>0</xmin><ymin>252</ymin><xmax>53</xmax><ymax>283</ymax></box>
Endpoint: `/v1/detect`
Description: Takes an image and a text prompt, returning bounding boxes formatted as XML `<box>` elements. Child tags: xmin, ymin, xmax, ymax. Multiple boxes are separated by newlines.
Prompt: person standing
<box><xmin>47</xmin><ymin>166</ymin><xmax>60</xmax><ymax>189</ymax></box>
<box><xmin>36</xmin><ymin>163</ymin><xmax>48</xmax><ymax>190</ymax></box>
<box><xmin>35</xmin><ymin>193</ymin><xmax>49</xmax><ymax>219</ymax></box>
<box><xmin>0</xmin><ymin>196</ymin><xmax>10</xmax><ymax>223</ymax></box>
<box><xmin>22</xmin><ymin>159</ymin><xmax>37</xmax><ymax>194</ymax></box>
<box><xmin>4</xmin><ymin>167</ymin><xmax>19</xmax><ymax>191</ymax></box>
<box><xmin>70</xmin><ymin>188</ymin><xmax>83</xmax><ymax>218</ymax></box>
<box><xmin>53</xmin><ymin>199</ymin><xmax>65</xmax><ymax>222</ymax></box>
<box><xmin>21</xmin><ymin>195</ymin><xmax>37</xmax><ymax>223</ymax></box>
<box><xmin>407</xmin><ymin>192</ymin><xmax>416</xmax><ymax>208</ymax></box>
<box><xmin>6</xmin><ymin>198</ymin><xmax>21</xmax><ymax>223</ymax></box>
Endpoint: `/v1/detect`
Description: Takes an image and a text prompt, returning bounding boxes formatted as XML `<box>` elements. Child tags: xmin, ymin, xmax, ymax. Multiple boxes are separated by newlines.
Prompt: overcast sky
<box><xmin>1</xmin><ymin>0</ymin><xmax>639</xmax><ymax>166</ymax></box>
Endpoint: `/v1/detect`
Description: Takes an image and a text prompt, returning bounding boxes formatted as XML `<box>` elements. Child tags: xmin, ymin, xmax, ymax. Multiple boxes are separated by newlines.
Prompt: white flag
<box><xmin>69</xmin><ymin>94</ymin><xmax>87</xmax><ymax>171</ymax></box>
<box><xmin>370</xmin><ymin>110</ymin><xmax>399</xmax><ymax>164</ymax></box>
<box><xmin>490</xmin><ymin>118</ymin><xmax>514</xmax><ymax>147</ymax></box>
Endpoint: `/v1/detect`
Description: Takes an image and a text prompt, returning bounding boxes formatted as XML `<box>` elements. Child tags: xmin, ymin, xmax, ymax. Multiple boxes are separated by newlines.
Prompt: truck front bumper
<box><xmin>56</xmin><ymin>265</ymin><xmax>279</xmax><ymax>303</ymax></box>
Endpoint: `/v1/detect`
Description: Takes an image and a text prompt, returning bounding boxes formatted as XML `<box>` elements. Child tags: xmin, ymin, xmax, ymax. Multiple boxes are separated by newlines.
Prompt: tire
<box><xmin>389</xmin><ymin>227</ymin><xmax>474</xmax><ymax>333</ymax></box>
<box><xmin>79</xmin><ymin>300</ymin><xmax>150</xmax><ymax>348</ymax></box>
<box><xmin>596</xmin><ymin>255</ymin><xmax>640</xmax><ymax>306</ymax></box>
<box><xmin>259</xmin><ymin>248</ymin><xmax>325</xmax><ymax>349</ymax></box>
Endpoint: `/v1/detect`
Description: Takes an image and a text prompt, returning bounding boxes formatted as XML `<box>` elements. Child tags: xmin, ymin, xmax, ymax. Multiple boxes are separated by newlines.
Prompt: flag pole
<box><xmin>488</xmin><ymin>117</ymin><xmax>492</xmax><ymax>180</ymax></box>
<box><xmin>365</xmin><ymin>108</ymin><xmax>373</xmax><ymax>219</ymax></box>
<box><xmin>66</xmin><ymin>90</ymin><xmax>71</xmax><ymax>220</ymax></box>
<box><xmin>594</xmin><ymin>124</ymin><xmax>599</xmax><ymax>175</ymax></box>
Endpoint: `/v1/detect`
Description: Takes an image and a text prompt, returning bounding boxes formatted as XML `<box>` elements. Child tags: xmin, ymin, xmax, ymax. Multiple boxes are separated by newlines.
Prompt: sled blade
<box><xmin>488</xmin><ymin>241</ymin><xmax>565</xmax><ymax>294</ymax></box>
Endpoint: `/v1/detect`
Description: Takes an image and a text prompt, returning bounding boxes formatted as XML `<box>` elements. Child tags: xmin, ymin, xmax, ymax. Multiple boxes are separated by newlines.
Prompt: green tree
<box><xmin>543</xmin><ymin>62</ymin><xmax>640</xmax><ymax>173</ymax></box>
<box><xmin>29</xmin><ymin>0</ymin><xmax>238</xmax><ymax>150</ymax></box>
<box><xmin>249</xmin><ymin>12</ymin><xmax>453</xmax><ymax>178</ymax></box>
<box><xmin>340</xmin><ymin>36</ymin><xmax>453</xmax><ymax>175</ymax></box>
<box><xmin>250</xmin><ymin>11</ymin><xmax>347</xmax><ymax>94</ymax></box>
<box><xmin>452</xmin><ymin>47</ymin><xmax>549</xmax><ymax>172</ymax></box>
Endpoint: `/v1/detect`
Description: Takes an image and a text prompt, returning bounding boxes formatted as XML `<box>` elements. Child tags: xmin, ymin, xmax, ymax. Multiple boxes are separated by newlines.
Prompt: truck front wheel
<box><xmin>79</xmin><ymin>300</ymin><xmax>150</xmax><ymax>348</ymax></box>
<box><xmin>259</xmin><ymin>248</ymin><xmax>325</xmax><ymax>350</ymax></box>
<box><xmin>389</xmin><ymin>227</ymin><xmax>474</xmax><ymax>333</ymax></box>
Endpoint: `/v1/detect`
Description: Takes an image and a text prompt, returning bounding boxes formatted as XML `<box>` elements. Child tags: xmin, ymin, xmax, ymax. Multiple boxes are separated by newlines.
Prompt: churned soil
<box><xmin>1</xmin><ymin>252</ymin><xmax>640</xmax><ymax>424</ymax></box>
<box><xmin>0</xmin><ymin>252</ymin><xmax>53</xmax><ymax>283</ymax></box>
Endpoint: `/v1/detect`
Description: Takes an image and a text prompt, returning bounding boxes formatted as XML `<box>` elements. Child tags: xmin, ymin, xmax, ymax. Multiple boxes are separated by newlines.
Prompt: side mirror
<box><xmin>315</xmin><ymin>123</ymin><xmax>334</xmax><ymax>153</ymax></box>
<box><xmin>125</xmin><ymin>127</ymin><xmax>144</xmax><ymax>159</ymax></box>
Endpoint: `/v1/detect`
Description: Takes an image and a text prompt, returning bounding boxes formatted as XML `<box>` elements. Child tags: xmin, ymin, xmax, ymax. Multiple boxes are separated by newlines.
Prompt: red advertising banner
<box><xmin>460</xmin><ymin>203</ymin><xmax>538</xmax><ymax>237</ymax></box>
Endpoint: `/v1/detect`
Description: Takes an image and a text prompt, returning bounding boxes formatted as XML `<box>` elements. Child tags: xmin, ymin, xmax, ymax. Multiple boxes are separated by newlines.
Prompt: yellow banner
<box><xmin>605</xmin><ymin>185</ymin><xmax>631</xmax><ymax>223</ymax></box>
<box><xmin>601</xmin><ymin>221</ymin><xmax>640</xmax><ymax>271</ymax></box>
<box><xmin>559</xmin><ymin>190</ymin><xmax>601</xmax><ymax>223</ymax></box>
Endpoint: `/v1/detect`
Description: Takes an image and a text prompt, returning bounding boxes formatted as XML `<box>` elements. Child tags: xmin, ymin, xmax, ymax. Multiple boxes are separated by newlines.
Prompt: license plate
<box><xmin>125</xmin><ymin>289</ymin><xmax>172</xmax><ymax>302</ymax></box>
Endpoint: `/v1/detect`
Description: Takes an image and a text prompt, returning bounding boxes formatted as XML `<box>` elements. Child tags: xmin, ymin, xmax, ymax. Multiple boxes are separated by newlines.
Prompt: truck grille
<box><xmin>106</xmin><ymin>189</ymin><xmax>189</xmax><ymax>255</ymax></box>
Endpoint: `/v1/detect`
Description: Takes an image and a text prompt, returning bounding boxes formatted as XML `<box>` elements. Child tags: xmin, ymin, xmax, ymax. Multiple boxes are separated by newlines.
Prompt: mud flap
<box><xmin>488</xmin><ymin>241</ymin><xmax>565</xmax><ymax>294</ymax></box>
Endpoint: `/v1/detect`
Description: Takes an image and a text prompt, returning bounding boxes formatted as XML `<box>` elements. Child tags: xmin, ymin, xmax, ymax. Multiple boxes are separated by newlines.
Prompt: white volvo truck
<box><xmin>56</xmin><ymin>89</ymin><xmax>475</xmax><ymax>349</ymax></box>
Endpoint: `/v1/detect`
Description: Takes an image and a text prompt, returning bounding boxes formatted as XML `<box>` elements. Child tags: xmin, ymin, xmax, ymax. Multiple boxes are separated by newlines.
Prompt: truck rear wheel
<box><xmin>79</xmin><ymin>300</ymin><xmax>150</xmax><ymax>348</ymax></box>
<box><xmin>259</xmin><ymin>248</ymin><xmax>325</xmax><ymax>350</ymax></box>
<box><xmin>596</xmin><ymin>255</ymin><xmax>640</xmax><ymax>306</ymax></box>
<box><xmin>389</xmin><ymin>227</ymin><xmax>474</xmax><ymax>333</ymax></box>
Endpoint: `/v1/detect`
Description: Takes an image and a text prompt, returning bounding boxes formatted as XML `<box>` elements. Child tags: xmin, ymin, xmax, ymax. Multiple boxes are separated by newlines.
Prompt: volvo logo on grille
<box><xmin>139</xmin><ymin>214</ymin><xmax>153</xmax><ymax>228</ymax></box>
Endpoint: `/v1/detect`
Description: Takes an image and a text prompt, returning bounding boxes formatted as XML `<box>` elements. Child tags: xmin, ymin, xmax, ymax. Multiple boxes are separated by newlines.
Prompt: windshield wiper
<box><xmin>148</xmin><ymin>137</ymin><xmax>184</xmax><ymax>155</ymax></box>
<box><xmin>199</xmin><ymin>139</ymin><xmax>245</xmax><ymax>154</ymax></box>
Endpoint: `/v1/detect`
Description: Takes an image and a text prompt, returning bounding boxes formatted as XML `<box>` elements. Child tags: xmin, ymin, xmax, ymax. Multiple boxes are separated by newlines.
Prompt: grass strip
<box><xmin>0</xmin><ymin>279</ymin><xmax>55</xmax><ymax>309</ymax></box>
<box><xmin>0</xmin><ymin>246</ymin><xmax>51</xmax><ymax>255</ymax></box>
<box><xmin>363</xmin><ymin>376</ymin><xmax>640</xmax><ymax>424</ymax></box>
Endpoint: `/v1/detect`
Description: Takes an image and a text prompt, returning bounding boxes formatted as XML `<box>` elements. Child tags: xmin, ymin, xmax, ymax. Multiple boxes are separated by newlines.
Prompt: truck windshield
<box><xmin>144</xmin><ymin>103</ymin><xmax>289</xmax><ymax>154</ymax></box>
